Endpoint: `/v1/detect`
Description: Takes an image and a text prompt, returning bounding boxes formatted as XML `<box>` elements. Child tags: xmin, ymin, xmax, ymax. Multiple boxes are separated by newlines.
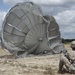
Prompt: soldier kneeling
<box><xmin>58</xmin><ymin>50</ymin><xmax>75</xmax><ymax>74</ymax></box>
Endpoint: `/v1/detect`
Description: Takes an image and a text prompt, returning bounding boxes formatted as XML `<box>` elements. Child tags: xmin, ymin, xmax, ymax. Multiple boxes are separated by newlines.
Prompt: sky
<box><xmin>0</xmin><ymin>0</ymin><xmax>75</xmax><ymax>39</ymax></box>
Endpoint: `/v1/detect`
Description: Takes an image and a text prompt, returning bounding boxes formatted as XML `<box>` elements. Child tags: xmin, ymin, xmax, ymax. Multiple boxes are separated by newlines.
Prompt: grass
<box><xmin>64</xmin><ymin>42</ymin><xmax>71</xmax><ymax>44</ymax></box>
<box><xmin>44</xmin><ymin>67</ymin><xmax>55</xmax><ymax>75</ymax></box>
<box><xmin>3</xmin><ymin>59</ymin><xmax>8</xmax><ymax>64</ymax></box>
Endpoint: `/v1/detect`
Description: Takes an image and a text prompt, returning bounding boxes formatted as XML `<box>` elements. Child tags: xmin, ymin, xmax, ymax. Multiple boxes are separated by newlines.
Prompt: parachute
<box><xmin>1</xmin><ymin>2</ymin><xmax>66</xmax><ymax>57</ymax></box>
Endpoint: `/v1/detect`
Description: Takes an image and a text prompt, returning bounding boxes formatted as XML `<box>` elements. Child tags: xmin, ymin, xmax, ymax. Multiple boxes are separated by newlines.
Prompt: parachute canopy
<box><xmin>1</xmin><ymin>2</ymin><xmax>66</xmax><ymax>57</ymax></box>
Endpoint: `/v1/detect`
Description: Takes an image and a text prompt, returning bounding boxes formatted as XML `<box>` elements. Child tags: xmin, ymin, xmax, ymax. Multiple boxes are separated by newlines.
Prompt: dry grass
<box><xmin>0</xmin><ymin>43</ymin><xmax>74</xmax><ymax>75</ymax></box>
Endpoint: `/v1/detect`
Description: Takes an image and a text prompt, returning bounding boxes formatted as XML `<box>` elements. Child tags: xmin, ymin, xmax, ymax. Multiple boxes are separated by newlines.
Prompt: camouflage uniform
<box><xmin>59</xmin><ymin>51</ymin><xmax>75</xmax><ymax>73</ymax></box>
<box><xmin>71</xmin><ymin>41</ymin><xmax>75</xmax><ymax>50</ymax></box>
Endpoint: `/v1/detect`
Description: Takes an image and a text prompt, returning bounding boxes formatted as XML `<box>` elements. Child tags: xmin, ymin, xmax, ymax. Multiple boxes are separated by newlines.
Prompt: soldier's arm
<box><xmin>65</xmin><ymin>52</ymin><xmax>74</xmax><ymax>64</ymax></box>
<box><xmin>64</xmin><ymin>52</ymin><xmax>71</xmax><ymax>61</ymax></box>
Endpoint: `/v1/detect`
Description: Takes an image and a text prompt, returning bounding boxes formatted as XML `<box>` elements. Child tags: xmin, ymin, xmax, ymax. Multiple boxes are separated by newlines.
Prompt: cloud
<box><xmin>3</xmin><ymin>0</ymin><xmax>75</xmax><ymax>6</ymax></box>
<box><xmin>3</xmin><ymin>0</ymin><xmax>24</xmax><ymax>4</ymax></box>
<box><xmin>0</xmin><ymin>11</ymin><xmax>6</xmax><ymax>29</ymax></box>
<box><xmin>54</xmin><ymin>10</ymin><xmax>75</xmax><ymax>39</ymax></box>
<box><xmin>2</xmin><ymin>0</ymin><xmax>67</xmax><ymax>5</ymax></box>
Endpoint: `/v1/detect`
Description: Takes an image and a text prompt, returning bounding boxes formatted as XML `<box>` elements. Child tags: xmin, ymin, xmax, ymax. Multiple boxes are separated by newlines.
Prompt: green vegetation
<box><xmin>62</xmin><ymin>38</ymin><xmax>75</xmax><ymax>44</ymax></box>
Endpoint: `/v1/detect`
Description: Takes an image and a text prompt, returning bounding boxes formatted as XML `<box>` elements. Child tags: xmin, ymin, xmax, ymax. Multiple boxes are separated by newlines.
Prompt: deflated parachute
<box><xmin>1</xmin><ymin>2</ymin><xmax>66</xmax><ymax>57</ymax></box>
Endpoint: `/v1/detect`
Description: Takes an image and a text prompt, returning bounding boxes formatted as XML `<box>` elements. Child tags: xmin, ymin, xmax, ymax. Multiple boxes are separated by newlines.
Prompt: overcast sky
<box><xmin>0</xmin><ymin>0</ymin><xmax>75</xmax><ymax>39</ymax></box>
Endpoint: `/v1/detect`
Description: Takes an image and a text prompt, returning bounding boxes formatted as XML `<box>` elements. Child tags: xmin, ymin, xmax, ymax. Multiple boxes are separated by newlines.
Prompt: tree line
<box><xmin>62</xmin><ymin>38</ymin><xmax>75</xmax><ymax>44</ymax></box>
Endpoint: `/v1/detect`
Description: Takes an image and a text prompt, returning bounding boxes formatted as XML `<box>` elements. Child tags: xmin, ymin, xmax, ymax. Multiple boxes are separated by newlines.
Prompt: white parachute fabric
<box><xmin>1</xmin><ymin>2</ymin><xmax>66</xmax><ymax>57</ymax></box>
<box><xmin>46</xmin><ymin>16</ymin><xmax>66</xmax><ymax>54</ymax></box>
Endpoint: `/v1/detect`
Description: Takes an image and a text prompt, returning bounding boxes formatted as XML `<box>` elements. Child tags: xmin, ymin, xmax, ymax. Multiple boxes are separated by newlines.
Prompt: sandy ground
<box><xmin>0</xmin><ymin>44</ymin><xmax>74</xmax><ymax>75</ymax></box>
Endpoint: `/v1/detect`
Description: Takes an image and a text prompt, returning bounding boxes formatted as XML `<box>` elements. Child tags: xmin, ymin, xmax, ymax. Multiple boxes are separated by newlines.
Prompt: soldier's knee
<box><xmin>60</xmin><ymin>56</ymin><xmax>65</xmax><ymax>63</ymax></box>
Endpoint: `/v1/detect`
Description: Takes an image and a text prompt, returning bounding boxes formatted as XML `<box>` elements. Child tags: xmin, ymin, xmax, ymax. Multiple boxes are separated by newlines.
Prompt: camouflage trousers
<box><xmin>59</xmin><ymin>55</ymin><xmax>75</xmax><ymax>73</ymax></box>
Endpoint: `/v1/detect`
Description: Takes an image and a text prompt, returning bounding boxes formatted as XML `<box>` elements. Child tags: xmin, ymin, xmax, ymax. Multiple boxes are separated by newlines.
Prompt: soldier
<box><xmin>71</xmin><ymin>41</ymin><xmax>75</xmax><ymax>50</ymax></box>
<box><xmin>58</xmin><ymin>50</ymin><xmax>75</xmax><ymax>74</ymax></box>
